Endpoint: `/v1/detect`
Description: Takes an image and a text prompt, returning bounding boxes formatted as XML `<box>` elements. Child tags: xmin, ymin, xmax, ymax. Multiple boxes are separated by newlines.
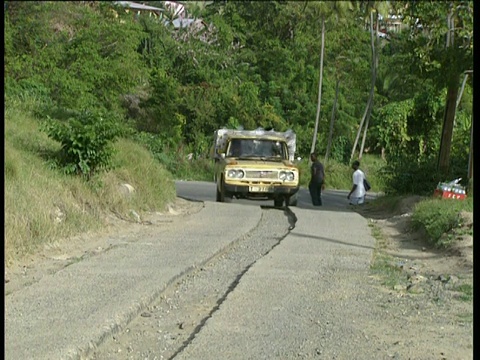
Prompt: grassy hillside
<box><xmin>5</xmin><ymin>96</ymin><xmax>472</xmax><ymax>268</ymax></box>
<box><xmin>4</xmin><ymin>98</ymin><xmax>177</xmax><ymax>267</ymax></box>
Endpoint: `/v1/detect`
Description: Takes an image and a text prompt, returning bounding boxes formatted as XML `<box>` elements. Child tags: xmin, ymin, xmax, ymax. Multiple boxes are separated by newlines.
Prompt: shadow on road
<box><xmin>260</xmin><ymin>205</ymin><xmax>298</xmax><ymax>231</ymax></box>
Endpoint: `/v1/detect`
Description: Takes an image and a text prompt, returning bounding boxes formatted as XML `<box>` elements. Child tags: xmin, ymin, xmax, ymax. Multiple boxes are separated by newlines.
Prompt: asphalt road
<box><xmin>175</xmin><ymin>180</ymin><xmax>377</xmax><ymax>210</ymax></box>
<box><xmin>5</xmin><ymin>181</ymin><xmax>378</xmax><ymax>360</ymax></box>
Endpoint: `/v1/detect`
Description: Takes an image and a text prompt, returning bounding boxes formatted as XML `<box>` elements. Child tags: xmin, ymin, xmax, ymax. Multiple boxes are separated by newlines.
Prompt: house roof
<box><xmin>113</xmin><ymin>1</ymin><xmax>164</xmax><ymax>13</ymax></box>
<box><xmin>113</xmin><ymin>1</ymin><xmax>208</xmax><ymax>31</ymax></box>
<box><xmin>164</xmin><ymin>18</ymin><xmax>207</xmax><ymax>30</ymax></box>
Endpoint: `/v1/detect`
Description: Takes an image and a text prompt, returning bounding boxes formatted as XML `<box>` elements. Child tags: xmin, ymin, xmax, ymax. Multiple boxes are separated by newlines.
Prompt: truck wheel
<box><xmin>217</xmin><ymin>179</ymin><xmax>232</xmax><ymax>203</ymax></box>
<box><xmin>274</xmin><ymin>198</ymin><xmax>284</xmax><ymax>207</ymax></box>
<box><xmin>287</xmin><ymin>194</ymin><xmax>298</xmax><ymax>207</ymax></box>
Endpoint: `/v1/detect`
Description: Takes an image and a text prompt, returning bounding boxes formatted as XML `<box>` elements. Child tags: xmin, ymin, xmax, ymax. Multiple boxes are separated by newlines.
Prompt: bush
<box><xmin>5</xmin><ymin>100</ymin><xmax>178</xmax><ymax>266</ymax></box>
<box><xmin>96</xmin><ymin>139</ymin><xmax>177</xmax><ymax>213</ymax></box>
<box><xmin>42</xmin><ymin>110</ymin><xmax>126</xmax><ymax>178</ymax></box>
<box><xmin>133</xmin><ymin>131</ymin><xmax>214</xmax><ymax>181</ymax></box>
<box><xmin>296</xmin><ymin>154</ymin><xmax>386</xmax><ymax>191</ymax></box>
<box><xmin>411</xmin><ymin>197</ymin><xmax>473</xmax><ymax>247</ymax></box>
<box><xmin>330</xmin><ymin>135</ymin><xmax>352</xmax><ymax>164</ymax></box>
<box><xmin>380</xmin><ymin>149</ymin><xmax>470</xmax><ymax>196</ymax></box>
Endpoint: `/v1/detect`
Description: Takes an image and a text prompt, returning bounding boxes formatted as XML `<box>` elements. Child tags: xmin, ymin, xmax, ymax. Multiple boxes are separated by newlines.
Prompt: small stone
<box><xmin>120</xmin><ymin>183</ymin><xmax>136</xmax><ymax>196</ymax></box>
<box><xmin>438</xmin><ymin>274</ymin><xmax>448</xmax><ymax>282</ymax></box>
<box><xmin>409</xmin><ymin>274</ymin><xmax>426</xmax><ymax>283</ymax></box>
<box><xmin>407</xmin><ymin>283</ymin><xmax>424</xmax><ymax>294</ymax></box>
<box><xmin>130</xmin><ymin>210</ymin><xmax>141</xmax><ymax>223</ymax></box>
<box><xmin>447</xmin><ymin>275</ymin><xmax>459</xmax><ymax>284</ymax></box>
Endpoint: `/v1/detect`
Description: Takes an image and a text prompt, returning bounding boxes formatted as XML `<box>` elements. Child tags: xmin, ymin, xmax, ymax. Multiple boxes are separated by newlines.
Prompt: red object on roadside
<box><xmin>433</xmin><ymin>189</ymin><xmax>466</xmax><ymax>200</ymax></box>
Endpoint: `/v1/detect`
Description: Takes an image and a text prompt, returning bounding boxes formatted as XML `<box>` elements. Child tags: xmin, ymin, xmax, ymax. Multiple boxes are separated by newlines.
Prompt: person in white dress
<box><xmin>347</xmin><ymin>160</ymin><xmax>366</xmax><ymax>205</ymax></box>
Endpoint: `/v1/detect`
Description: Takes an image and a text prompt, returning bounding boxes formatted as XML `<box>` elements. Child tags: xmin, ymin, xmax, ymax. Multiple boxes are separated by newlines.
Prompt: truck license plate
<box><xmin>249</xmin><ymin>186</ymin><xmax>272</xmax><ymax>192</ymax></box>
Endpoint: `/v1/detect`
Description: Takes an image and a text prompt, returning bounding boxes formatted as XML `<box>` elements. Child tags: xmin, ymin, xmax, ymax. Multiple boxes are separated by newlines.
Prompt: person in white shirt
<box><xmin>347</xmin><ymin>160</ymin><xmax>366</xmax><ymax>205</ymax></box>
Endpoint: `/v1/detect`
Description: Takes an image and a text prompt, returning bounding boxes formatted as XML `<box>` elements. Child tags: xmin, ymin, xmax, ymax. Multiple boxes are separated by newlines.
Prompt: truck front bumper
<box><xmin>224</xmin><ymin>183</ymin><xmax>299</xmax><ymax>197</ymax></box>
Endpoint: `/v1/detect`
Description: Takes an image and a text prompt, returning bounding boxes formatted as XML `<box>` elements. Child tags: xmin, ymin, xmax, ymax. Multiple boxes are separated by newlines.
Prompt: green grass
<box><xmin>368</xmin><ymin>223</ymin><xmax>407</xmax><ymax>289</ymax></box>
<box><xmin>5</xmin><ymin>94</ymin><xmax>473</xmax><ymax>272</ymax></box>
<box><xmin>411</xmin><ymin>197</ymin><xmax>473</xmax><ymax>248</ymax></box>
<box><xmin>454</xmin><ymin>283</ymin><xmax>473</xmax><ymax>302</ymax></box>
<box><xmin>296</xmin><ymin>153</ymin><xmax>388</xmax><ymax>191</ymax></box>
<box><xmin>370</xmin><ymin>252</ymin><xmax>407</xmax><ymax>289</ymax></box>
<box><xmin>5</xmin><ymin>97</ymin><xmax>177</xmax><ymax>267</ymax></box>
<box><xmin>456</xmin><ymin>312</ymin><xmax>473</xmax><ymax>323</ymax></box>
<box><xmin>365</xmin><ymin>194</ymin><xmax>405</xmax><ymax>213</ymax></box>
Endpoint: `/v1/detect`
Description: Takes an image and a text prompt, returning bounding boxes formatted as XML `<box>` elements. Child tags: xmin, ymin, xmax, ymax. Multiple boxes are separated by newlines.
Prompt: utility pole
<box><xmin>467</xmin><ymin>71</ymin><xmax>473</xmax><ymax>181</ymax></box>
<box><xmin>456</xmin><ymin>70</ymin><xmax>473</xmax><ymax>181</ymax></box>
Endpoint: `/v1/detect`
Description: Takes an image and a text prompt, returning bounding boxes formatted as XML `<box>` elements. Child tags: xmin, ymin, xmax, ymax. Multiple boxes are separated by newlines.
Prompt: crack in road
<box><xmin>170</xmin><ymin>206</ymin><xmax>297</xmax><ymax>359</ymax></box>
<box><xmin>91</xmin><ymin>207</ymin><xmax>293</xmax><ymax>360</ymax></box>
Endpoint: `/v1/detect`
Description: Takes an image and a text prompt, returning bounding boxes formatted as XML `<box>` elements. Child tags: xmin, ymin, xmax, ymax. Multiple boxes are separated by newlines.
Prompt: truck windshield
<box><xmin>227</xmin><ymin>139</ymin><xmax>286</xmax><ymax>159</ymax></box>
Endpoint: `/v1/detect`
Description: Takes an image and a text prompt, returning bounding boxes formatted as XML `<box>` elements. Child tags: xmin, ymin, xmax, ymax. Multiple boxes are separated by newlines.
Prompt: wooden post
<box><xmin>468</xmin><ymin>107</ymin><xmax>473</xmax><ymax>180</ymax></box>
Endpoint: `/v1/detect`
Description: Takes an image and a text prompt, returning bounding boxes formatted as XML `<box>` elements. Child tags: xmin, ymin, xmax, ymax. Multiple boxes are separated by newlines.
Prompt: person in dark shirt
<box><xmin>309</xmin><ymin>152</ymin><xmax>325</xmax><ymax>206</ymax></box>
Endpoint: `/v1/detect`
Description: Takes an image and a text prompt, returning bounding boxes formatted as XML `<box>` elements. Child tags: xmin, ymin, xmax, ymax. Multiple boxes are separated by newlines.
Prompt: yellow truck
<box><xmin>212</xmin><ymin>128</ymin><xmax>300</xmax><ymax>207</ymax></box>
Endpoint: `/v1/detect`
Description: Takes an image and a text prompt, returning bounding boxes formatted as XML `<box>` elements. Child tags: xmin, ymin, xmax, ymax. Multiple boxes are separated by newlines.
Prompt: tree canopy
<box><xmin>4</xmin><ymin>0</ymin><xmax>473</xmax><ymax>192</ymax></box>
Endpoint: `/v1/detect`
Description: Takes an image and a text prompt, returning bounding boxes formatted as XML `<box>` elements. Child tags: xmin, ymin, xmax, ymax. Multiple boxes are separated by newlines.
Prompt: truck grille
<box><xmin>245</xmin><ymin>170</ymin><xmax>278</xmax><ymax>179</ymax></box>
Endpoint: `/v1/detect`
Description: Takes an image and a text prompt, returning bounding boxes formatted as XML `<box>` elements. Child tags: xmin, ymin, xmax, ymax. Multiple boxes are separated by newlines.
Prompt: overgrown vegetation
<box><xmin>411</xmin><ymin>197</ymin><xmax>473</xmax><ymax>248</ymax></box>
<box><xmin>4</xmin><ymin>1</ymin><xmax>473</xmax><ymax>267</ymax></box>
<box><xmin>367</xmin><ymin>195</ymin><xmax>473</xmax><ymax>297</ymax></box>
<box><xmin>369</xmin><ymin>222</ymin><xmax>407</xmax><ymax>289</ymax></box>
<box><xmin>454</xmin><ymin>284</ymin><xmax>473</xmax><ymax>302</ymax></box>
<box><xmin>4</xmin><ymin>1</ymin><xmax>472</xmax><ymax>186</ymax></box>
<box><xmin>4</xmin><ymin>98</ymin><xmax>176</xmax><ymax>266</ymax></box>
<box><xmin>41</xmin><ymin>110</ymin><xmax>127</xmax><ymax>178</ymax></box>
<box><xmin>363</xmin><ymin>193</ymin><xmax>473</xmax><ymax>251</ymax></box>
<box><xmin>370</xmin><ymin>252</ymin><xmax>407</xmax><ymax>289</ymax></box>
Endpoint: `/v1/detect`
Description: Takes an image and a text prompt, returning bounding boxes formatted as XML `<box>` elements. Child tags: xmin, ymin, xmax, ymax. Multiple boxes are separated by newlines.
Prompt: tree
<box><xmin>359</xmin><ymin>9</ymin><xmax>381</xmax><ymax>158</ymax></box>
<box><xmin>310</xmin><ymin>16</ymin><xmax>325</xmax><ymax>157</ymax></box>
<box><xmin>402</xmin><ymin>1</ymin><xmax>473</xmax><ymax>175</ymax></box>
<box><xmin>308</xmin><ymin>1</ymin><xmax>353</xmax><ymax>159</ymax></box>
<box><xmin>350</xmin><ymin>1</ymin><xmax>391</xmax><ymax>161</ymax></box>
<box><xmin>324</xmin><ymin>77</ymin><xmax>340</xmax><ymax>162</ymax></box>
<box><xmin>351</xmin><ymin>9</ymin><xmax>378</xmax><ymax>161</ymax></box>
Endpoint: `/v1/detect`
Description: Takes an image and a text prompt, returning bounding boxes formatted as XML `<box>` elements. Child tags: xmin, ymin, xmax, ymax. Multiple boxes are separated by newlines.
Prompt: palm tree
<box><xmin>350</xmin><ymin>9</ymin><xmax>376</xmax><ymax>161</ymax></box>
<box><xmin>310</xmin><ymin>15</ymin><xmax>325</xmax><ymax>158</ymax></box>
<box><xmin>324</xmin><ymin>77</ymin><xmax>340</xmax><ymax>163</ymax></box>
<box><xmin>350</xmin><ymin>1</ymin><xmax>390</xmax><ymax>161</ymax></box>
<box><xmin>359</xmin><ymin>9</ymin><xmax>379</xmax><ymax>158</ymax></box>
<box><xmin>308</xmin><ymin>1</ymin><xmax>353</xmax><ymax>161</ymax></box>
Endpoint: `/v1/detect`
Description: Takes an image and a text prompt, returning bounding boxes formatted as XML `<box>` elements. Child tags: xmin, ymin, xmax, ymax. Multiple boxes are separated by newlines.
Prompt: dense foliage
<box><xmin>4</xmin><ymin>1</ymin><xmax>473</xmax><ymax>194</ymax></box>
<box><xmin>411</xmin><ymin>197</ymin><xmax>473</xmax><ymax>247</ymax></box>
<box><xmin>42</xmin><ymin>110</ymin><xmax>127</xmax><ymax>177</ymax></box>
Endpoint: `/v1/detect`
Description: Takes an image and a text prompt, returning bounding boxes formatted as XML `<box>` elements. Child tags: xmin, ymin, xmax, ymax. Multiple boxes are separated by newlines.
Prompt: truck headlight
<box><xmin>279</xmin><ymin>171</ymin><xmax>295</xmax><ymax>181</ymax></box>
<box><xmin>227</xmin><ymin>169</ymin><xmax>245</xmax><ymax>179</ymax></box>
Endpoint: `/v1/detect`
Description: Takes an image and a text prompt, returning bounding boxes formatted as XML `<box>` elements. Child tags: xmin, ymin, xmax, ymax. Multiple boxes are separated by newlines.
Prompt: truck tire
<box><xmin>217</xmin><ymin>179</ymin><xmax>232</xmax><ymax>203</ymax></box>
<box><xmin>274</xmin><ymin>198</ymin><xmax>284</xmax><ymax>207</ymax></box>
<box><xmin>288</xmin><ymin>194</ymin><xmax>298</xmax><ymax>207</ymax></box>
